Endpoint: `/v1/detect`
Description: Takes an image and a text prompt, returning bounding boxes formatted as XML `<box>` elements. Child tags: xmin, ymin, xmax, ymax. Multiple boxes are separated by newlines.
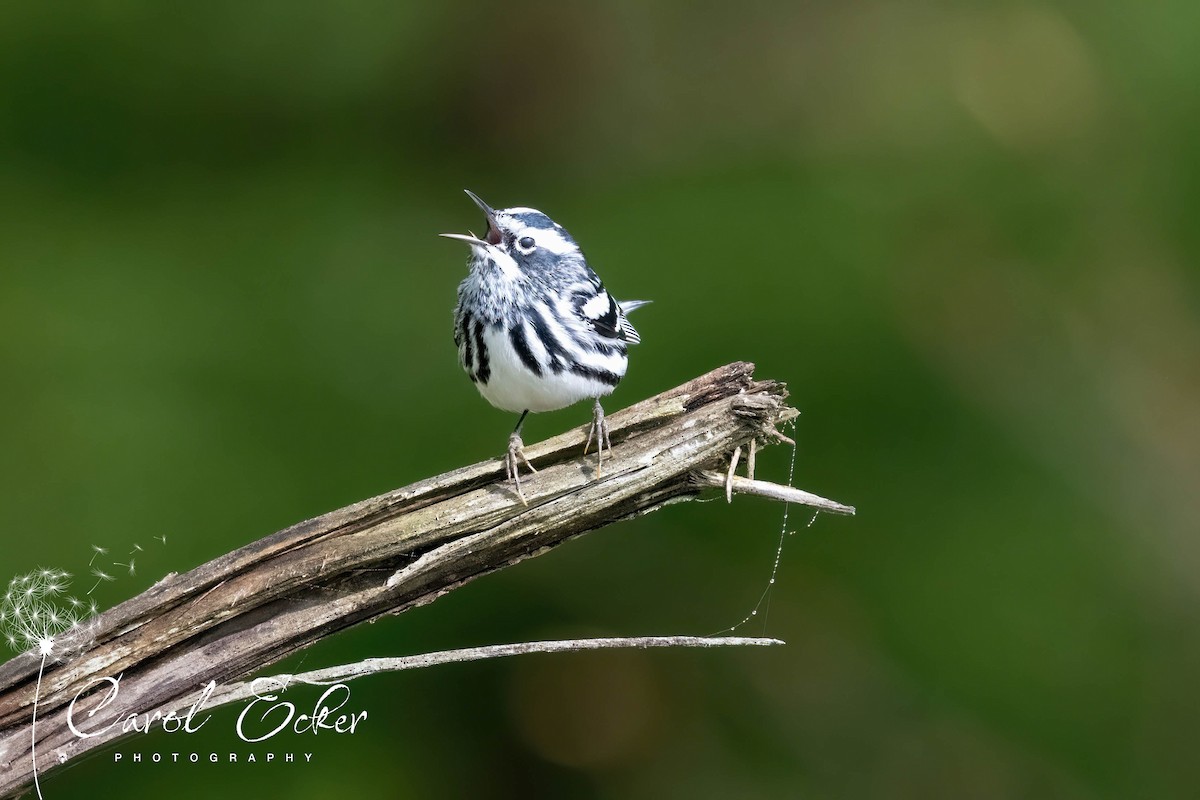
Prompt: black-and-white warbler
<box><xmin>442</xmin><ymin>191</ymin><xmax>648</xmax><ymax>504</ymax></box>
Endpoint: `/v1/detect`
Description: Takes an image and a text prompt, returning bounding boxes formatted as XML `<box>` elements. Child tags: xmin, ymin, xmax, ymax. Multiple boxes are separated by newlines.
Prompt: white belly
<box><xmin>474</xmin><ymin>324</ymin><xmax>624</xmax><ymax>413</ymax></box>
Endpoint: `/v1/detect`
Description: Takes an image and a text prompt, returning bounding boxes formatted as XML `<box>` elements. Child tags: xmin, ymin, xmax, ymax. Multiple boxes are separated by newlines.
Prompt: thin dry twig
<box><xmin>694</xmin><ymin>471</ymin><xmax>857</xmax><ymax>515</ymax></box>
<box><xmin>197</xmin><ymin>636</ymin><xmax>785</xmax><ymax>709</ymax></box>
<box><xmin>726</xmin><ymin>445</ymin><xmax>743</xmax><ymax>502</ymax></box>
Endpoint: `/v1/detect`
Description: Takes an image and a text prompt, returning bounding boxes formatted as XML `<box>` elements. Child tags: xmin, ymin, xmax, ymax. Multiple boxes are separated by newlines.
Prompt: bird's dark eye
<box><xmin>518</xmin><ymin>236</ymin><xmax>536</xmax><ymax>250</ymax></box>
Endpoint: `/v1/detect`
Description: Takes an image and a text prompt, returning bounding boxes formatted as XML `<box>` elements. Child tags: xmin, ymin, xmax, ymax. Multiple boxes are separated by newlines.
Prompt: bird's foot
<box><xmin>505</xmin><ymin>431</ymin><xmax>537</xmax><ymax>506</ymax></box>
<box><xmin>582</xmin><ymin>398</ymin><xmax>612</xmax><ymax>478</ymax></box>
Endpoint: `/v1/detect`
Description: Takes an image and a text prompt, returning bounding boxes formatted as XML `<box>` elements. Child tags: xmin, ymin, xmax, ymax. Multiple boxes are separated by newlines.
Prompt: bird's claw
<box><xmin>505</xmin><ymin>431</ymin><xmax>536</xmax><ymax>506</ymax></box>
<box><xmin>583</xmin><ymin>398</ymin><xmax>612</xmax><ymax>478</ymax></box>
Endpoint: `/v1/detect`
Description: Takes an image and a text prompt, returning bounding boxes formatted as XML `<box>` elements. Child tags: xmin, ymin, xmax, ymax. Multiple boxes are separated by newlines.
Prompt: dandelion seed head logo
<box><xmin>3</xmin><ymin>539</ymin><xmax>163</xmax><ymax>798</ymax></box>
<box><xmin>0</xmin><ymin>569</ymin><xmax>85</xmax><ymax>658</ymax></box>
<box><xmin>2</xmin><ymin>568</ymin><xmax>99</xmax><ymax>800</ymax></box>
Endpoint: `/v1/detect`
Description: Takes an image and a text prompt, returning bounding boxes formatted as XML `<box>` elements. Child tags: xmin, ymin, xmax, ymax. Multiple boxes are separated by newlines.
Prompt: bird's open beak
<box><xmin>465</xmin><ymin>190</ymin><xmax>503</xmax><ymax>245</ymax></box>
<box><xmin>439</xmin><ymin>190</ymin><xmax>503</xmax><ymax>248</ymax></box>
<box><xmin>438</xmin><ymin>232</ymin><xmax>487</xmax><ymax>247</ymax></box>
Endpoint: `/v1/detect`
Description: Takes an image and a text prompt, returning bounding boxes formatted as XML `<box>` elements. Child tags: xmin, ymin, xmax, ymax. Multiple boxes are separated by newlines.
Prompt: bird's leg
<box><xmin>583</xmin><ymin>397</ymin><xmax>612</xmax><ymax>478</ymax></box>
<box><xmin>505</xmin><ymin>410</ymin><xmax>536</xmax><ymax>506</ymax></box>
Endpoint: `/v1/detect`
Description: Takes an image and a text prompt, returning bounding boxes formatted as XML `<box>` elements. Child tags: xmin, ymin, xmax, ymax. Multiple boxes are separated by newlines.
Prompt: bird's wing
<box><xmin>572</xmin><ymin>280</ymin><xmax>645</xmax><ymax>344</ymax></box>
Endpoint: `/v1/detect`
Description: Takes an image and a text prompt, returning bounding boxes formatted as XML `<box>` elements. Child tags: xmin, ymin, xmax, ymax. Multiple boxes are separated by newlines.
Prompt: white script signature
<box><xmin>66</xmin><ymin>676</ymin><xmax>368</xmax><ymax>743</ymax></box>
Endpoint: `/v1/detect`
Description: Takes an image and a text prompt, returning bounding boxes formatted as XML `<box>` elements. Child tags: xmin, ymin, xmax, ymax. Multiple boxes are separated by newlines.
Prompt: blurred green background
<box><xmin>2</xmin><ymin>1</ymin><xmax>1198</xmax><ymax>798</ymax></box>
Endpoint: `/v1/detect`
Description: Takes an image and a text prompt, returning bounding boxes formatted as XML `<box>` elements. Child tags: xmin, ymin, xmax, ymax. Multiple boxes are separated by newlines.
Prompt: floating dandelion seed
<box><xmin>87</xmin><ymin>568</ymin><xmax>115</xmax><ymax>595</ymax></box>
<box><xmin>114</xmin><ymin>560</ymin><xmax>136</xmax><ymax>577</ymax></box>
<box><xmin>130</xmin><ymin>544</ymin><xmax>143</xmax><ymax>554</ymax></box>
<box><xmin>88</xmin><ymin>545</ymin><xmax>108</xmax><ymax>566</ymax></box>
<box><xmin>155</xmin><ymin>535</ymin><xmax>167</xmax><ymax>546</ymax></box>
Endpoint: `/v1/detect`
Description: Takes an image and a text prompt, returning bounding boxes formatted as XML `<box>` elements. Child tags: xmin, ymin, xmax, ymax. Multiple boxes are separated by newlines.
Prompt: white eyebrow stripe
<box><xmin>527</xmin><ymin>226</ymin><xmax>575</xmax><ymax>255</ymax></box>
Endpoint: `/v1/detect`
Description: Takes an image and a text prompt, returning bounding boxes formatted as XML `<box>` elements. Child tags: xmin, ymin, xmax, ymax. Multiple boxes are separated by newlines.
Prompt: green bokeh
<box><xmin>2</xmin><ymin>2</ymin><xmax>1198</xmax><ymax>797</ymax></box>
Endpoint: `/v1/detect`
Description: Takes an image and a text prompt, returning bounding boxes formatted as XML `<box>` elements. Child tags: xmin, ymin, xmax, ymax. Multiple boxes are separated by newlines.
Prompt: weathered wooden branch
<box><xmin>0</xmin><ymin>362</ymin><xmax>853</xmax><ymax>797</ymax></box>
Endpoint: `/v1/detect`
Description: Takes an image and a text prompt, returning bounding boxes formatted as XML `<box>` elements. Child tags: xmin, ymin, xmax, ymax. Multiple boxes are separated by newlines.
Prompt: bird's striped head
<box><xmin>441</xmin><ymin>191</ymin><xmax>584</xmax><ymax>278</ymax></box>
